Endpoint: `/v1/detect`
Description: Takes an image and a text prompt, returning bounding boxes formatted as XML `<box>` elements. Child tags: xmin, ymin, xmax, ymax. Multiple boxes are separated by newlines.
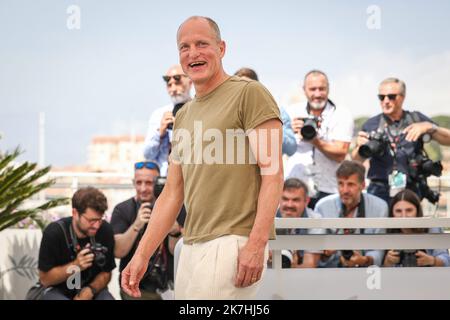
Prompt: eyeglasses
<box><xmin>80</xmin><ymin>214</ymin><xmax>104</xmax><ymax>225</ymax></box>
<box><xmin>134</xmin><ymin>161</ymin><xmax>160</xmax><ymax>171</ymax></box>
<box><xmin>378</xmin><ymin>94</ymin><xmax>400</xmax><ymax>101</ymax></box>
<box><xmin>162</xmin><ymin>74</ymin><xmax>186</xmax><ymax>84</ymax></box>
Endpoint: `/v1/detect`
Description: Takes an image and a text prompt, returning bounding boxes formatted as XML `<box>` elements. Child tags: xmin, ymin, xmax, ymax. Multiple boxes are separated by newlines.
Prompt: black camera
<box><xmin>409</xmin><ymin>154</ymin><xmax>443</xmax><ymax>179</ymax></box>
<box><xmin>166</xmin><ymin>103</ymin><xmax>185</xmax><ymax>131</ymax></box>
<box><xmin>299</xmin><ymin>116</ymin><xmax>321</xmax><ymax>140</ymax></box>
<box><xmin>398</xmin><ymin>249</ymin><xmax>425</xmax><ymax>267</ymax></box>
<box><xmin>90</xmin><ymin>243</ymin><xmax>108</xmax><ymax>268</ymax></box>
<box><xmin>154</xmin><ymin>176</ymin><xmax>166</xmax><ymax>199</ymax></box>
<box><xmin>341</xmin><ymin>250</ymin><xmax>354</xmax><ymax>261</ymax></box>
<box><xmin>408</xmin><ymin>154</ymin><xmax>442</xmax><ymax>204</ymax></box>
<box><xmin>358</xmin><ymin>130</ymin><xmax>389</xmax><ymax>158</ymax></box>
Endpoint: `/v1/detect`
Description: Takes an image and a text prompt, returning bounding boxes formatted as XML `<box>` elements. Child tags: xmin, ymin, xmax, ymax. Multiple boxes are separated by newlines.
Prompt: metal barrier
<box><xmin>174</xmin><ymin>218</ymin><xmax>450</xmax><ymax>300</ymax></box>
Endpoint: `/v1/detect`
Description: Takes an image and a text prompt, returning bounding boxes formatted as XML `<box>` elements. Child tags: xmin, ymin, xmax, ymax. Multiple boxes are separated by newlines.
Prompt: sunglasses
<box><xmin>134</xmin><ymin>161</ymin><xmax>160</xmax><ymax>171</ymax></box>
<box><xmin>378</xmin><ymin>94</ymin><xmax>399</xmax><ymax>101</ymax></box>
<box><xmin>162</xmin><ymin>74</ymin><xmax>186</xmax><ymax>84</ymax></box>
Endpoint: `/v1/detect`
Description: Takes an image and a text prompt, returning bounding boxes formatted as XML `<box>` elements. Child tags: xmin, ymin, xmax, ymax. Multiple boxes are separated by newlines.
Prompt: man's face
<box><xmin>279</xmin><ymin>188</ymin><xmax>309</xmax><ymax>218</ymax></box>
<box><xmin>177</xmin><ymin>18</ymin><xmax>225</xmax><ymax>86</ymax></box>
<box><xmin>134</xmin><ymin>168</ymin><xmax>159</xmax><ymax>203</ymax></box>
<box><xmin>164</xmin><ymin>65</ymin><xmax>192</xmax><ymax>104</ymax></box>
<box><xmin>338</xmin><ymin>174</ymin><xmax>364</xmax><ymax>208</ymax></box>
<box><xmin>378</xmin><ymin>82</ymin><xmax>405</xmax><ymax>118</ymax></box>
<box><xmin>303</xmin><ymin>74</ymin><xmax>329</xmax><ymax>110</ymax></box>
<box><xmin>73</xmin><ymin>208</ymin><xmax>104</xmax><ymax>238</ymax></box>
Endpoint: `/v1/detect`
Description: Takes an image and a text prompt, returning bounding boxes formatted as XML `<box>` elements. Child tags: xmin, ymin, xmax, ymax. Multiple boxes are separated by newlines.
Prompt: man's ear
<box><xmin>72</xmin><ymin>208</ymin><xmax>78</xmax><ymax>218</ymax></box>
<box><xmin>305</xmin><ymin>197</ymin><xmax>311</xmax><ymax>207</ymax></box>
<box><xmin>219</xmin><ymin>40</ymin><xmax>226</xmax><ymax>58</ymax></box>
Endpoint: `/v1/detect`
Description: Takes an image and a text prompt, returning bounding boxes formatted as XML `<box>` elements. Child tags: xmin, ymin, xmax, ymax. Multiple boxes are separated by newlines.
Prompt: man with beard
<box><xmin>38</xmin><ymin>187</ymin><xmax>116</xmax><ymax>300</ymax></box>
<box><xmin>143</xmin><ymin>64</ymin><xmax>193</xmax><ymax>176</ymax></box>
<box><xmin>276</xmin><ymin>178</ymin><xmax>324</xmax><ymax>268</ymax></box>
<box><xmin>284</xmin><ymin>70</ymin><xmax>354</xmax><ymax>209</ymax></box>
<box><xmin>314</xmin><ymin>161</ymin><xmax>388</xmax><ymax>268</ymax></box>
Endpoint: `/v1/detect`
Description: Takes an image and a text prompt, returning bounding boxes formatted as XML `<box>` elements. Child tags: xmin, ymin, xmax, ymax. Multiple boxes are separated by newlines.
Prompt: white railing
<box><xmin>263</xmin><ymin>218</ymin><xmax>450</xmax><ymax>299</ymax></box>
<box><xmin>173</xmin><ymin>218</ymin><xmax>450</xmax><ymax>300</ymax></box>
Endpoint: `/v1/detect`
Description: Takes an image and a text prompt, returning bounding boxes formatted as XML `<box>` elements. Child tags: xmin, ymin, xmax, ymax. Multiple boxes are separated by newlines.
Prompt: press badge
<box><xmin>389</xmin><ymin>170</ymin><xmax>407</xmax><ymax>197</ymax></box>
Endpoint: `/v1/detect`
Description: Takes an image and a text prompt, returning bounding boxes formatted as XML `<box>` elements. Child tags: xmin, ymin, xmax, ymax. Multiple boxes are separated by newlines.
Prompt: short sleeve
<box><xmin>38</xmin><ymin>223</ymin><xmax>64</xmax><ymax>272</ymax></box>
<box><xmin>239</xmin><ymin>81</ymin><xmax>282</xmax><ymax>131</ymax></box>
<box><xmin>110</xmin><ymin>205</ymin><xmax>132</xmax><ymax>235</ymax></box>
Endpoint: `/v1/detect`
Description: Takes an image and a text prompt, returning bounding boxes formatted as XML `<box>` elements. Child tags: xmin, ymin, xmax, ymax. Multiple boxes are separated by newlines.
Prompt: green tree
<box><xmin>0</xmin><ymin>147</ymin><xmax>69</xmax><ymax>232</ymax></box>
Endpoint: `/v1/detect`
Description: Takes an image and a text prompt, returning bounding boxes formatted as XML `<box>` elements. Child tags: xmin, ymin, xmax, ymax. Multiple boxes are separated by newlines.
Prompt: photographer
<box><xmin>315</xmin><ymin>161</ymin><xmax>387</xmax><ymax>268</ymax></box>
<box><xmin>352</xmin><ymin>77</ymin><xmax>443</xmax><ymax>203</ymax></box>
<box><xmin>38</xmin><ymin>187</ymin><xmax>115</xmax><ymax>300</ymax></box>
<box><xmin>110</xmin><ymin>161</ymin><xmax>182</xmax><ymax>300</ymax></box>
<box><xmin>383</xmin><ymin>189</ymin><xmax>449</xmax><ymax>268</ymax></box>
<box><xmin>143</xmin><ymin>64</ymin><xmax>192</xmax><ymax>176</ymax></box>
<box><xmin>285</xmin><ymin>70</ymin><xmax>354</xmax><ymax>209</ymax></box>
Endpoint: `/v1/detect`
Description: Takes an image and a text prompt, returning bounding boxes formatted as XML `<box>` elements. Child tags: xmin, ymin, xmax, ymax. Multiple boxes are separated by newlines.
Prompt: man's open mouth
<box><xmin>189</xmin><ymin>61</ymin><xmax>206</xmax><ymax>68</ymax></box>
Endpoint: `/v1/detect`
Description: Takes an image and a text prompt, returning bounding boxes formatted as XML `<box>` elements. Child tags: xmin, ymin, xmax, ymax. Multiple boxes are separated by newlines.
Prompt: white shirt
<box><xmin>284</xmin><ymin>101</ymin><xmax>354</xmax><ymax>195</ymax></box>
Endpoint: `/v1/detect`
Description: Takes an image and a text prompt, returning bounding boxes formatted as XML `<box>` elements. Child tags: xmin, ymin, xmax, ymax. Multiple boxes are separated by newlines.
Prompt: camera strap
<box><xmin>57</xmin><ymin>220</ymin><xmax>76</xmax><ymax>261</ymax></box>
<box><xmin>339</xmin><ymin>193</ymin><xmax>366</xmax><ymax>235</ymax></box>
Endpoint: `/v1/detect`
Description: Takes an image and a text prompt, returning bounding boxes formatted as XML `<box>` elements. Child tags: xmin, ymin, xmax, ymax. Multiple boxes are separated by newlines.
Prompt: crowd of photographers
<box><xmin>33</xmin><ymin>66</ymin><xmax>450</xmax><ymax>300</ymax></box>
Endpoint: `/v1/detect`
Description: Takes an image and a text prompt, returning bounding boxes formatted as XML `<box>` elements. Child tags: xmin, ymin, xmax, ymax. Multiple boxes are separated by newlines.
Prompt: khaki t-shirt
<box><xmin>170</xmin><ymin>76</ymin><xmax>281</xmax><ymax>244</ymax></box>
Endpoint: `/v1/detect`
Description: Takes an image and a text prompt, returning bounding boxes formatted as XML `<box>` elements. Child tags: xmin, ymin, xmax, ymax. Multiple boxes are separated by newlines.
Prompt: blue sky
<box><xmin>1</xmin><ymin>0</ymin><xmax>449</xmax><ymax>166</ymax></box>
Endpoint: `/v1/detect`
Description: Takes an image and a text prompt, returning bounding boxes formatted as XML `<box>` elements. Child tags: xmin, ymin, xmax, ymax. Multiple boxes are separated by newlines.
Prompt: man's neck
<box><xmin>386</xmin><ymin>109</ymin><xmax>404</xmax><ymax>122</ymax></box>
<box><xmin>194</xmin><ymin>71</ymin><xmax>229</xmax><ymax>98</ymax></box>
<box><xmin>343</xmin><ymin>199</ymin><xmax>361</xmax><ymax>217</ymax></box>
<box><xmin>72</xmin><ymin>220</ymin><xmax>87</xmax><ymax>239</ymax></box>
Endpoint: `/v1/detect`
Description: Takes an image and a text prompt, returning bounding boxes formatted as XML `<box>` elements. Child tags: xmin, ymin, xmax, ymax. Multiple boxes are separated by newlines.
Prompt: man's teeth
<box><xmin>190</xmin><ymin>62</ymin><xmax>205</xmax><ymax>67</ymax></box>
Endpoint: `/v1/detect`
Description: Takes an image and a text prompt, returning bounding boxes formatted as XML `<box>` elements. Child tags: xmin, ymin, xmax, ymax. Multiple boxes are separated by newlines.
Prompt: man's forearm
<box><xmin>432</xmin><ymin>126</ymin><xmax>450</xmax><ymax>146</ymax></box>
<box><xmin>313</xmin><ymin>139</ymin><xmax>349</xmax><ymax>162</ymax></box>
<box><xmin>114</xmin><ymin>227</ymin><xmax>141</xmax><ymax>258</ymax></box>
<box><xmin>134</xmin><ymin>188</ymin><xmax>183</xmax><ymax>261</ymax></box>
<box><xmin>351</xmin><ymin>146</ymin><xmax>365</xmax><ymax>162</ymax></box>
<box><xmin>89</xmin><ymin>271</ymin><xmax>111</xmax><ymax>293</ymax></box>
<box><xmin>248</xmin><ymin>173</ymin><xmax>283</xmax><ymax>246</ymax></box>
<box><xmin>39</xmin><ymin>261</ymin><xmax>79</xmax><ymax>287</ymax></box>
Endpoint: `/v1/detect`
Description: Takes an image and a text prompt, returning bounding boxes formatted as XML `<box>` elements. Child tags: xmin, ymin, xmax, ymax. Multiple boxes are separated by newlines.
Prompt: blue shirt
<box><xmin>280</xmin><ymin>107</ymin><xmax>297</xmax><ymax>156</ymax></box>
<box><xmin>315</xmin><ymin>193</ymin><xmax>388</xmax><ymax>267</ymax></box>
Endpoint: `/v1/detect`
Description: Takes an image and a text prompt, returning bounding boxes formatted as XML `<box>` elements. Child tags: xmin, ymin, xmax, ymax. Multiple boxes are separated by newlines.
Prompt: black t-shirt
<box><xmin>362</xmin><ymin>111</ymin><xmax>434</xmax><ymax>182</ymax></box>
<box><xmin>110</xmin><ymin>197</ymin><xmax>177</xmax><ymax>290</ymax></box>
<box><xmin>38</xmin><ymin>217</ymin><xmax>116</xmax><ymax>298</ymax></box>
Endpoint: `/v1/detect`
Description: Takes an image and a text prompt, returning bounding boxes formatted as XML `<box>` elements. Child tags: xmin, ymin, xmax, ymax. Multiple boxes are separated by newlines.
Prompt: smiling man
<box><xmin>285</xmin><ymin>70</ymin><xmax>354</xmax><ymax>209</ymax></box>
<box><xmin>121</xmin><ymin>16</ymin><xmax>283</xmax><ymax>300</ymax></box>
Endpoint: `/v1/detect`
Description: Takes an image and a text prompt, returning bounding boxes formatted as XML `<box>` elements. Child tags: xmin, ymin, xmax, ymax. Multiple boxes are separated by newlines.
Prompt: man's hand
<box><xmin>133</xmin><ymin>202</ymin><xmax>152</xmax><ymax>231</ymax></box>
<box><xmin>159</xmin><ymin>111</ymin><xmax>175</xmax><ymax>137</ymax></box>
<box><xmin>234</xmin><ymin>242</ymin><xmax>266</xmax><ymax>288</ymax></box>
<box><xmin>355</xmin><ymin>131</ymin><xmax>369</xmax><ymax>148</ymax></box>
<box><xmin>291</xmin><ymin>117</ymin><xmax>304</xmax><ymax>139</ymax></box>
<box><xmin>384</xmin><ymin>250</ymin><xmax>400</xmax><ymax>266</ymax></box>
<box><xmin>74</xmin><ymin>246</ymin><xmax>94</xmax><ymax>271</ymax></box>
<box><xmin>403</xmin><ymin>122</ymin><xmax>434</xmax><ymax>142</ymax></box>
<box><xmin>416</xmin><ymin>250</ymin><xmax>435</xmax><ymax>267</ymax></box>
<box><xmin>121</xmin><ymin>254</ymin><xmax>148</xmax><ymax>298</ymax></box>
<box><xmin>340</xmin><ymin>250</ymin><xmax>370</xmax><ymax>267</ymax></box>
<box><xmin>73</xmin><ymin>287</ymin><xmax>94</xmax><ymax>300</ymax></box>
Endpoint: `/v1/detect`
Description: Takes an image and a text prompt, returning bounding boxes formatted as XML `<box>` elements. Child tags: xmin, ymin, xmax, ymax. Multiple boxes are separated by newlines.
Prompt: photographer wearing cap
<box><xmin>315</xmin><ymin>161</ymin><xmax>388</xmax><ymax>268</ymax></box>
<box><xmin>38</xmin><ymin>187</ymin><xmax>115</xmax><ymax>300</ymax></box>
<box><xmin>143</xmin><ymin>65</ymin><xmax>192</xmax><ymax>176</ymax></box>
<box><xmin>110</xmin><ymin>161</ymin><xmax>182</xmax><ymax>300</ymax></box>
<box><xmin>285</xmin><ymin>70</ymin><xmax>354</xmax><ymax>209</ymax></box>
<box><xmin>352</xmin><ymin>77</ymin><xmax>445</xmax><ymax>204</ymax></box>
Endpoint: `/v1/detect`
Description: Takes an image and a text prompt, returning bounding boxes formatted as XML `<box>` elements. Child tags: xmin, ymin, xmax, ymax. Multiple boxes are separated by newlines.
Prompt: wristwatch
<box><xmin>86</xmin><ymin>285</ymin><xmax>97</xmax><ymax>296</ymax></box>
<box><xmin>428</xmin><ymin>123</ymin><xmax>438</xmax><ymax>135</ymax></box>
